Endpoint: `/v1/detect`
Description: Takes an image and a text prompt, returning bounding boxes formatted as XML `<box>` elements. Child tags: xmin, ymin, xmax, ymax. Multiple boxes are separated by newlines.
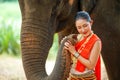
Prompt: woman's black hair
<box><xmin>75</xmin><ymin>11</ymin><xmax>91</xmax><ymax>22</ymax></box>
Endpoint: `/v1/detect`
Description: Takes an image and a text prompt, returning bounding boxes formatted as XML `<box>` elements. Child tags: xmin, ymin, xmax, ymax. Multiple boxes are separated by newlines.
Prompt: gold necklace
<box><xmin>78</xmin><ymin>32</ymin><xmax>93</xmax><ymax>53</ymax></box>
<box><xmin>71</xmin><ymin>32</ymin><xmax>93</xmax><ymax>66</ymax></box>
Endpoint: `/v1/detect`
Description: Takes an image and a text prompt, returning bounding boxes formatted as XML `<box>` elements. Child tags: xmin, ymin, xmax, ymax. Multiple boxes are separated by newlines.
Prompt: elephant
<box><xmin>18</xmin><ymin>0</ymin><xmax>120</xmax><ymax>80</ymax></box>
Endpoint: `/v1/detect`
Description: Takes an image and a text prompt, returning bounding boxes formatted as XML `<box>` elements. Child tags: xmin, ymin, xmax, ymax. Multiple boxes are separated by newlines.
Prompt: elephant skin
<box><xmin>19</xmin><ymin>0</ymin><xmax>120</xmax><ymax>80</ymax></box>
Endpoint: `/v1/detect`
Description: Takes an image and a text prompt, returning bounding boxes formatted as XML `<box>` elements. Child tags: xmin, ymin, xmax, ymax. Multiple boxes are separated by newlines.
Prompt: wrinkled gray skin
<box><xmin>19</xmin><ymin>0</ymin><xmax>120</xmax><ymax>80</ymax></box>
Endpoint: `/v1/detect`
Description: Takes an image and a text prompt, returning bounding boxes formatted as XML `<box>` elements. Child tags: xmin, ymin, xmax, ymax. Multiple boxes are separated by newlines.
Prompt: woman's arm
<box><xmin>64</xmin><ymin>40</ymin><xmax>101</xmax><ymax>70</ymax></box>
<box><xmin>77</xmin><ymin>40</ymin><xmax>101</xmax><ymax>69</ymax></box>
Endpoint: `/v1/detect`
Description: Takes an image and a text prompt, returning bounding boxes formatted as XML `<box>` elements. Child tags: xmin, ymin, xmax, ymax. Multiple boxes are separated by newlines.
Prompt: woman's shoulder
<box><xmin>92</xmin><ymin>34</ymin><xmax>101</xmax><ymax>41</ymax></box>
<box><xmin>92</xmin><ymin>34</ymin><xmax>102</xmax><ymax>48</ymax></box>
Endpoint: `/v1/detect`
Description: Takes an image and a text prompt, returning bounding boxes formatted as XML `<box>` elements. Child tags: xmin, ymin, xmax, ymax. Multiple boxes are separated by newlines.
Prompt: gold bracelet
<box><xmin>74</xmin><ymin>52</ymin><xmax>79</xmax><ymax>58</ymax></box>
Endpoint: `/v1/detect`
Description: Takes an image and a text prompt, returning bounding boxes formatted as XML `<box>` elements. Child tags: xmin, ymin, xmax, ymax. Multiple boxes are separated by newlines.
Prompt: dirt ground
<box><xmin>0</xmin><ymin>56</ymin><xmax>108</xmax><ymax>80</ymax></box>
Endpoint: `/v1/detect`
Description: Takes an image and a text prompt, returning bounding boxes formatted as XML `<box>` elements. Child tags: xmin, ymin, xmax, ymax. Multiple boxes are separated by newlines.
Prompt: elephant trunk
<box><xmin>19</xmin><ymin>0</ymin><xmax>75</xmax><ymax>79</ymax></box>
<box><xmin>21</xmin><ymin>18</ymin><xmax>71</xmax><ymax>80</ymax></box>
<box><xmin>21</xmin><ymin>18</ymin><xmax>53</xmax><ymax>80</ymax></box>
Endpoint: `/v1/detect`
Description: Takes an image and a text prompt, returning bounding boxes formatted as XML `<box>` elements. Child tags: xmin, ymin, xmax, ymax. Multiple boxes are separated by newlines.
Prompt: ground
<box><xmin>0</xmin><ymin>55</ymin><xmax>108</xmax><ymax>80</ymax></box>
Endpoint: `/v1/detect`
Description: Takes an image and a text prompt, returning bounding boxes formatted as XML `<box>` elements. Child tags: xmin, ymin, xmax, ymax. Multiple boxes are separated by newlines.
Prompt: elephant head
<box><xmin>19</xmin><ymin>0</ymin><xmax>79</xmax><ymax>80</ymax></box>
<box><xmin>19</xmin><ymin>0</ymin><xmax>120</xmax><ymax>80</ymax></box>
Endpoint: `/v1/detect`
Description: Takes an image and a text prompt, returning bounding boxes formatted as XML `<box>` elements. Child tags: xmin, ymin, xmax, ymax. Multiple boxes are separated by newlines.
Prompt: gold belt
<box><xmin>70</xmin><ymin>70</ymin><xmax>94</xmax><ymax>78</ymax></box>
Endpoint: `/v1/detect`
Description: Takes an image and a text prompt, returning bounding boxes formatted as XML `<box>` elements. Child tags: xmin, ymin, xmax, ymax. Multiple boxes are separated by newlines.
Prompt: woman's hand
<box><xmin>64</xmin><ymin>40</ymin><xmax>76</xmax><ymax>55</ymax></box>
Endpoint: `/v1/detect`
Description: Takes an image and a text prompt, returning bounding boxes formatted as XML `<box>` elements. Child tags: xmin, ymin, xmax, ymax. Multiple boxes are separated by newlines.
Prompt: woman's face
<box><xmin>75</xmin><ymin>19</ymin><xmax>93</xmax><ymax>37</ymax></box>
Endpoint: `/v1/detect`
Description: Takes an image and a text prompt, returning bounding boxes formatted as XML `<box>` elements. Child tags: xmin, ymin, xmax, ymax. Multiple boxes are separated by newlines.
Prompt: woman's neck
<box><xmin>83</xmin><ymin>31</ymin><xmax>93</xmax><ymax>38</ymax></box>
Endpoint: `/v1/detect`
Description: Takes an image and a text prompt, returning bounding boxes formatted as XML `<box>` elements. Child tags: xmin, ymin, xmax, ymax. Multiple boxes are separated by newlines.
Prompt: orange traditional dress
<box><xmin>68</xmin><ymin>33</ymin><xmax>102</xmax><ymax>80</ymax></box>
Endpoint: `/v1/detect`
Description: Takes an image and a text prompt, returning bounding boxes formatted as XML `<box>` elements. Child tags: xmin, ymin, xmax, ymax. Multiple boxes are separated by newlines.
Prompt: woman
<box><xmin>64</xmin><ymin>11</ymin><xmax>102</xmax><ymax>80</ymax></box>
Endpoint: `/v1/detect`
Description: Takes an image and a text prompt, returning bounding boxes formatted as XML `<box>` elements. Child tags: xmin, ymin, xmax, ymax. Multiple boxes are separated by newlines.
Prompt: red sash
<box><xmin>75</xmin><ymin>34</ymin><xmax>101</xmax><ymax>80</ymax></box>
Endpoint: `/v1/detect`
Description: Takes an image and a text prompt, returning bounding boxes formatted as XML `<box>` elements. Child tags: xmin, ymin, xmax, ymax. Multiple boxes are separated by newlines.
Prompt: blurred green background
<box><xmin>0</xmin><ymin>1</ymin><xmax>21</xmax><ymax>56</ymax></box>
<box><xmin>0</xmin><ymin>0</ymin><xmax>58</xmax><ymax>59</ymax></box>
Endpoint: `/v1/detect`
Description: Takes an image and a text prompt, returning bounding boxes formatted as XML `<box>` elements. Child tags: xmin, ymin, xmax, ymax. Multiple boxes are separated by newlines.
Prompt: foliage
<box><xmin>0</xmin><ymin>2</ymin><xmax>21</xmax><ymax>56</ymax></box>
<box><xmin>0</xmin><ymin>0</ymin><xmax>18</xmax><ymax>2</ymax></box>
<box><xmin>0</xmin><ymin>19</ymin><xmax>20</xmax><ymax>56</ymax></box>
<box><xmin>0</xmin><ymin>2</ymin><xmax>59</xmax><ymax>59</ymax></box>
